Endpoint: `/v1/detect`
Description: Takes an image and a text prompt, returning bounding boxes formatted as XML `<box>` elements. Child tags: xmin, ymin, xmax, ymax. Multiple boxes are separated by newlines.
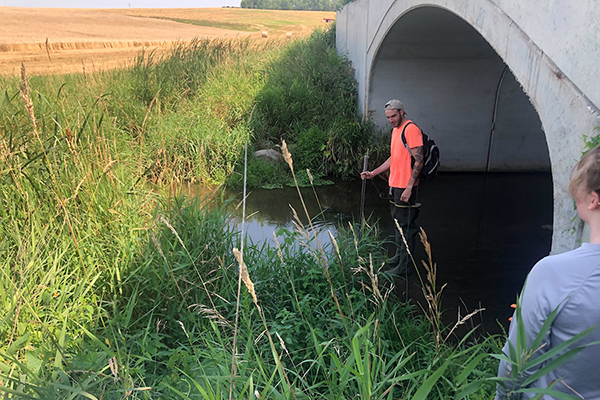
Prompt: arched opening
<box><xmin>369</xmin><ymin>6</ymin><xmax>550</xmax><ymax>171</ymax></box>
<box><xmin>368</xmin><ymin>6</ymin><xmax>553</xmax><ymax>332</ymax></box>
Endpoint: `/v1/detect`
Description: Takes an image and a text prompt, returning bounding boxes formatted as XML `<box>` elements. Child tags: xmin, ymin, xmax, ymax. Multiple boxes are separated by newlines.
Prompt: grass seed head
<box><xmin>281</xmin><ymin>139</ymin><xmax>293</xmax><ymax>170</ymax></box>
<box><xmin>307</xmin><ymin>168</ymin><xmax>313</xmax><ymax>185</ymax></box>
<box><xmin>233</xmin><ymin>248</ymin><xmax>258</xmax><ymax>308</ymax></box>
<box><xmin>19</xmin><ymin>62</ymin><xmax>37</xmax><ymax>135</ymax></box>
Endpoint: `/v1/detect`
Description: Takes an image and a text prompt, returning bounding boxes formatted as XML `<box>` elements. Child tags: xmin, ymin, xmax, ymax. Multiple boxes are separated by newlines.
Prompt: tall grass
<box><xmin>250</xmin><ymin>27</ymin><xmax>375</xmax><ymax>179</ymax></box>
<box><xmin>0</xmin><ymin>64</ymin><xmax>154</xmax><ymax>398</ymax></box>
<box><xmin>0</xmin><ymin>27</ymin><xmax>511</xmax><ymax>399</ymax></box>
<box><xmin>2</xmin><ymin>26</ymin><xmax>378</xmax><ymax>189</ymax></box>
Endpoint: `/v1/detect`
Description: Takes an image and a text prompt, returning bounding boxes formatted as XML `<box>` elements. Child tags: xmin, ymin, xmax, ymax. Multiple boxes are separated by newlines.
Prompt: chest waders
<box><xmin>386</xmin><ymin>187</ymin><xmax>420</xmax><ymax>277</ymax></box>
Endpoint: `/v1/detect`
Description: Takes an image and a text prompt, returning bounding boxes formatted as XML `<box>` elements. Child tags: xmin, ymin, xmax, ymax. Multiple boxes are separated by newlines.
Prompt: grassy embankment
<box><xmin>0</xmin><ymin>26</ymin><xmax>502</xmax><ymax>398</ymax></box>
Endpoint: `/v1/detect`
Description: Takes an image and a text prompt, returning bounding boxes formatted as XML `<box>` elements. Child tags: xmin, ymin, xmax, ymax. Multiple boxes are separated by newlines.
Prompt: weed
<box><xmin>251</xmin><ymin>26</ymin><xmax>375</xmax><ymax>180</ymax></box>
<box><xmin>0</xmin><ymin>28</ymin><xmax>512</xmax><ymax>400</ymax></box>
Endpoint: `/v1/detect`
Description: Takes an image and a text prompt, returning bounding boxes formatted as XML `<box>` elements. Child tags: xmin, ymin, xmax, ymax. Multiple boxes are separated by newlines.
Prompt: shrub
<box><xmin>250</xmin><ymin>26</ymin><xmax>375</xmax><ymax>179</ymax></box>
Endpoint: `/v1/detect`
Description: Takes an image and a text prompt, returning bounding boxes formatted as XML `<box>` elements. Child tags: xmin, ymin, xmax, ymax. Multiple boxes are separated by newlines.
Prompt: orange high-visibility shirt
<box><xmin>389</xmin><ymin>120</ymin><xmax>423</xmax><ymax>188</ymax></box>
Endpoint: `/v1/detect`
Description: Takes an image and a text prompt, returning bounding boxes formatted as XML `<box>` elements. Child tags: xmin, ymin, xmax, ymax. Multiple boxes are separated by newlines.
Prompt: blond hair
<box><xmin>569</xmin><ymin>145</ymin><xmax>600</xmax><ymax>198</ymax></box>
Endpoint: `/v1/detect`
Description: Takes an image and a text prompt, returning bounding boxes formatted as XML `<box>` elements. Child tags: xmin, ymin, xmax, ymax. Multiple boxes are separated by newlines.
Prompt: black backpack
<box><xmin>400</xmin><ymin>122</ymin><xmax>440</xmax><ymax>181</ymax></box>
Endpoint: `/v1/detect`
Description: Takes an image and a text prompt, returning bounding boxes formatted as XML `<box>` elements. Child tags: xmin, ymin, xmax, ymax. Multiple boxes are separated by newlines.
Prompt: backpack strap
<box><xmin>400</xmin><ymin>122</ymin><xmax>414</xmax><ymax>152</ymax></box>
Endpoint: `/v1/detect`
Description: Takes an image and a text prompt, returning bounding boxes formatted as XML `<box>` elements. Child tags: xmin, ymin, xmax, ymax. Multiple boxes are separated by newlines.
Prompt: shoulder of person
<box><xmin>532</xmin><ymin>245</ymin><xmax>593</xmax><ymax>271</ymax></box>
<box><xmin>403</xmin><ymin>121</ymin><xmax>423</xmax><ymax>146</ymax></box>
<box><xmin>529</xmin><ymin>247</ymin><xmax>586</xmax><ymax>276</ymax></box>
<box><xmin>403</xmin><ymin>120</ymin><xmax>418</xmax><ymax>130</ymax></box>
<box><xmin>525</xmin><ymin>245</ymin><xmax>591</xmax><ymax>296</ymax></box>
<box><xmin>402</xmin><ymin>120</ymin><xmax>420</xmax><ymax>134</ymax></box>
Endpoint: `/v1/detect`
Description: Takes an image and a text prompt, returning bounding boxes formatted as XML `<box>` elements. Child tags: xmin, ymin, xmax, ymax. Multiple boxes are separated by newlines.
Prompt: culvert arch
<box><xmin>337</xmin><ymin>0</ymin><xmax>600</xmax><ymax>252</ymax></box>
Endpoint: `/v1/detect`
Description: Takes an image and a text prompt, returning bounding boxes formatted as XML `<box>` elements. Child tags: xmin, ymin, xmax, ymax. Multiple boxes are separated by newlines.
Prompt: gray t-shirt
<box><xmin>497</xmin><ymin>243</ymin><xmax>600</xmax><ymax>399</ymax></box>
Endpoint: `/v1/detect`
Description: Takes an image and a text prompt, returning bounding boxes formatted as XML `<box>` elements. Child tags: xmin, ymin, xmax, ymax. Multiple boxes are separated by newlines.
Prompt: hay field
<box><xmin>0</xmin><ymin>7</ymin><xmax>335</xmax><ymax>76</ymax></box>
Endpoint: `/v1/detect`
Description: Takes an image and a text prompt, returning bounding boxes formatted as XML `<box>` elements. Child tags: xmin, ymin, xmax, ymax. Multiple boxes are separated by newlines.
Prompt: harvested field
<box><xmin>0</xmin><ymin>7</ymin><xmax>335</xmax><ymax>75</ymax></box>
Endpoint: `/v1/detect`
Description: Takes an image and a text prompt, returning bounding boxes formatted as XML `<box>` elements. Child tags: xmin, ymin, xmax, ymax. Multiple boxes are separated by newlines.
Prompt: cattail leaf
<box><xmin>530</xmin><ymin>301</ymin><xmax>562</xmax><ymax>352</ymax></box>
<box><xmin>490</xmin><ymin>353</ymin><xmax>514</xmax><ymax>364</ymax></box>
<box><xmin>455</xmin><ymin>353</ymin><xmax>488</xmax><ymax>385</ymax></box>
<box><xmin>522</xmin><ymin>346</ymin><xmax>585</xmax><ymax>386</ymax></box>
<box><xmin>454</xmin><ymin>378</ymin><xmax>490</xmax><ymax>399</ymax></box>
<box><xmin>506</xmin><ymin>340</ymin><xmax>517</xmax><ymax>370</ymax></box>
<box><xmin>523</xmin><ymin>327</ymin><xmax>598</xmax><ymax>371</ymax></box>
<box><xmin>387</xmin><ymin>350</ymin><xmax>415</xmax><ymax>375</ymax></box>
<box><xmin>516</xmin><ymin>295</ymin><xmax>527</xmax><ymax>366</ymax></box>
<box><xmin>352</xmin><ymin>334</ymin><xmax>365</xmax><ymax>376</ymax></box>
<box><xmin>410</xmin><ymin>358</ymin><xmax>451</xmax><ymax>400</ymax></box>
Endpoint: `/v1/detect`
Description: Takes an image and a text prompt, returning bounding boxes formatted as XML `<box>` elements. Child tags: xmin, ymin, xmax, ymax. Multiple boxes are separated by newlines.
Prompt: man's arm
<box><xmin>361</xmin><ymin>157</ymin><xmax>391</xmax><ymax>180</ymax></box>
<box><xmin>400</xmin><ymin>146</ymin><xmax>424</xmax><ymax>202</ymax></box>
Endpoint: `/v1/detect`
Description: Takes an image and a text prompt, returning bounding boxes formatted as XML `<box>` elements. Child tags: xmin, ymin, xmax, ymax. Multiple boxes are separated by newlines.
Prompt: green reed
<box><xmin>0</xmin><ymin>28</ymin><xmax>513</xmax><ymax>399</ymax></box>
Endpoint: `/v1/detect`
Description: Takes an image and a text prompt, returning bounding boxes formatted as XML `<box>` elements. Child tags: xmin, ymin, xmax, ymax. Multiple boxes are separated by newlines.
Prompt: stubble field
<box><xmin>0</xmin><ymin>6</ymin><xmax>335</xmax><ymax>75</ymax></box>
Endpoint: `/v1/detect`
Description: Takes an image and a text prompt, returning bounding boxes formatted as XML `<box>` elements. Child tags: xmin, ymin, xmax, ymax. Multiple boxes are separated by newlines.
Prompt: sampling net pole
<box><xmin>230</xmin><ymin>142</ymin><xmax>248</xmax><ymax>400</ymax></box>
<box><xmin>359</xmin><ymin>150</ymin><xmax>369</xmax><ymax>224</ymax></box>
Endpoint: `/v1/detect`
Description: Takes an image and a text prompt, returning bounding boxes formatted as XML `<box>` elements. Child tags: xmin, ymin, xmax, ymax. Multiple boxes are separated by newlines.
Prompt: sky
<box><xmin>3</xmin><ymin>0</ymin><xmax>241</xmax><ymax>8</ymax></box>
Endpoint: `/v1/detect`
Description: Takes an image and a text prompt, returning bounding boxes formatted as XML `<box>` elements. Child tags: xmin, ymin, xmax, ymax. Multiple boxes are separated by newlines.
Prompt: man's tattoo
<box><xmin>410</xmin><ymin>146</ymin><xmax>424</xmax><ymax>182</ymax></box>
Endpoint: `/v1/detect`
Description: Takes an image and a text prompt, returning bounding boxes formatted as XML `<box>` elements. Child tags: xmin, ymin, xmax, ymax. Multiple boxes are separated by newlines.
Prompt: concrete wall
<box><xmin>492</xmin><ymin>71</ymin><xmax>550</xmax><ymax>170</ymax></box>
<box><xmin>337</xmin><ymin>0</ymin><xmax>600</xmax><ymax>253</ymax></box>
<box><xmin>368</xmin><ymin>7</ymin><xmax>550</xmax><ymax>171</ymax></box>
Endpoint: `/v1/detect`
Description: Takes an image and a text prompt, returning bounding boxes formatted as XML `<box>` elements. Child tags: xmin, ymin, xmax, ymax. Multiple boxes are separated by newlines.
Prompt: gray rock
<box><xmin>254</xmin><ymin>149</ymin><xmax>283</xmax><ymax>163</ymax></box>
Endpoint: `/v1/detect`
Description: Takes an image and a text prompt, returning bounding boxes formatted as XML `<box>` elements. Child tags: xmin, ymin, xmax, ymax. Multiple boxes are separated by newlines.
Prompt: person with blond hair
<box><xmin>496</xmin><ymin>145</ymin><xmax>600</xmax><ymax>398</ymax></box>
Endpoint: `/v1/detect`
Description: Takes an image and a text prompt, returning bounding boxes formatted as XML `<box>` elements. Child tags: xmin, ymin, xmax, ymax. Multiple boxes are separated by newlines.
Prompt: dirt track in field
<box><xmin>0</xmin><ymin>7</ymin><xmax>334</xmax><ymax>76</ymax></box>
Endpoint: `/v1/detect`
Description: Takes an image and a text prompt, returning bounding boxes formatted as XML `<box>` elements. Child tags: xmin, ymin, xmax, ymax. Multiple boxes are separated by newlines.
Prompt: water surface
<box><xmin>188</xmin><ymin>172</ymin><xmax>553</xmax><ymax>335</ymax></box>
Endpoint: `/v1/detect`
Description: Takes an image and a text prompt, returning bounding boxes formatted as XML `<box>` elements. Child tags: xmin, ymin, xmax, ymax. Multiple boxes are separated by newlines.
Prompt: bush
<box><xmin>293</xmin><ymin>125</ymin><xmax>328</xmax><ymax>172</ymax></box>
<box><xmin>250</xmin><ymin>26</ymin><xmax>375</xmax><ymax>179</ymax></box>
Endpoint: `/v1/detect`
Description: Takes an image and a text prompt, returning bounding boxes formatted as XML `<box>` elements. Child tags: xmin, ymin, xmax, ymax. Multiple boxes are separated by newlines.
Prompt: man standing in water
<box><xmin>361</xmin><ymin>99</ymin><xmax>424</xmax><ymax>276</ymax></box>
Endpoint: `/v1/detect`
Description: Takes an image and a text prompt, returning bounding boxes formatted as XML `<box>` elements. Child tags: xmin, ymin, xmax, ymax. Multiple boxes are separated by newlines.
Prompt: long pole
<box><xmin>359</xmin><ymin>150</ymin><xmax>369</xmax><ymax>224</ymax></box>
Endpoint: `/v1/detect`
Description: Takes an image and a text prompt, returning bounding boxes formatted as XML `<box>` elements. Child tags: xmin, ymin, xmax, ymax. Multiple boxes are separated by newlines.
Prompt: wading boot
<box><xmin>385</xmin><ymin>260</ymin><xmax>412</xmax><ymax>276</ymax></box>
<box><xmin>385</xmin><ymin>201</ymin><xmax>420</xmax><ymax>277</ymax></box>
<box><xmin>385</xmin><ymin>230</ymin><xmax>403</xmax><ymax>266</ymax></box>
<box><xmin>385</xmin><ymin>247</ymin><xmax>412</xmax><ymax>276</ymax></box>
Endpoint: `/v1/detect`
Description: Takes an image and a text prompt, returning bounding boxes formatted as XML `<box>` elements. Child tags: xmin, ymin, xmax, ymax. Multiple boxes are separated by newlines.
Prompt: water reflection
<box><xmin>184</xmin><ymin>172</ymin><xmax>553</xmax><ymax>335</ymax></box>
<box><xmin>182</xmin><ymin>183</ymin><xmax>348</xmax><ymax>248</ymax></box>
<box><xmin>230</xmin><ymin>185</ymin><xmax>353</xmax><ymax>248</ymax></box>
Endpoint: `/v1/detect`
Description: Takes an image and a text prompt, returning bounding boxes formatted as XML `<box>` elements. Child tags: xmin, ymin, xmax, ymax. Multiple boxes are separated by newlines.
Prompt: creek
<box><xmin>186</xmin><ymin>172</ymin><xmax>553</xmax><ymax>335</ymax></box>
